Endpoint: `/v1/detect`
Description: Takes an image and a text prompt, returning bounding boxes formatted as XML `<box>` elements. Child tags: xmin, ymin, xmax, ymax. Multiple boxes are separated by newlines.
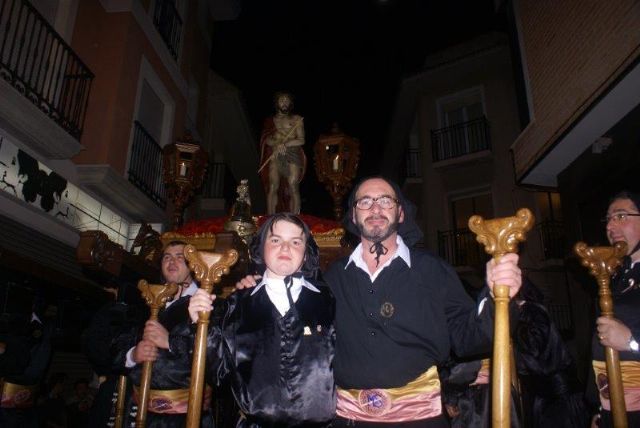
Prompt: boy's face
<box><xmin>263</xmin><ymin>220</ymin><xmax>306</xmax><ymax>279</ymax></box>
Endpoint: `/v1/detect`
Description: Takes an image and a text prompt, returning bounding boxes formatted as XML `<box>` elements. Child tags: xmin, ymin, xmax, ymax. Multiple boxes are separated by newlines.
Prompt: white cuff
<box><xmin>478</xmin><ymin>297</ymin><xmax>487</xmax><ymax>315</ymax></box>
<box><xmin>125</xmin><ymin>347</ymin><xmax>136</xmax><ymax>368</ymax></box>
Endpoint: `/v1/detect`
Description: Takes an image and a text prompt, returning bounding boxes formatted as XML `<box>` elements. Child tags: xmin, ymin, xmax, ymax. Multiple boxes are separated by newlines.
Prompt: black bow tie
<box><xmin>369</xmin><ymin>242</ymin><xmax>389</xmax><ymax>267</ymax></box>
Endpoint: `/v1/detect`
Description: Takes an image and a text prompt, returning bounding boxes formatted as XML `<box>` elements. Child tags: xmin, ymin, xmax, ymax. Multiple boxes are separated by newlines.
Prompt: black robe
<box><xmin>83</xmin><ymin>301</ymin><xmax>142</xmax><ymax>427</ymax></box>
<box><xmin>589</xmin><ymin>261</ymin><xmax>640</xmax><ymax>428</ymax></box>
<box><xmin>203</xmin><ymin>282</ymin><xmax>336</xmax><ymax>427</ymax></box>
<box><xmin>513</xmin><ymin>301</ymin><xmax>588</xmax><ymax>428</ymax></box>
<box><xmin>0</xmin><ymin>316</ymin><xmax>52</xmax><ymax>428</ymax></box>
<box><xmin>113</xmin><ymin>295</ymin><xmax>212</xmax><ymax>428</ymax></box>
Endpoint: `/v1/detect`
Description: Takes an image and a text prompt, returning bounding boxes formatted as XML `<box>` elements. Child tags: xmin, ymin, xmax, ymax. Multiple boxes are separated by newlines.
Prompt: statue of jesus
<box><xmin>259</xmin><ymin>91</ymin><xmax>306</xmax><ymax>214</ymax></box>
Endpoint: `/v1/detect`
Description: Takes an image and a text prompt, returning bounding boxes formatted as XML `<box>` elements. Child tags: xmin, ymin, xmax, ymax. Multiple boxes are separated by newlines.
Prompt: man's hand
<box><xmin>485</xmin><ymin>253</ymin><xmax>522</xmax><ymax>299</ymax></box>
<box><xmin>236</xmin><ymin>275</ymin><xmax>261</xmax><ymax>290</ymax></box>
<box><xmin>188</xmin><ymin>289</ymin><xmax>216</xmax><ymax>323</ymax></box>
<box><xmin>143</xmin><ymin>320</ymin><xmax>169</xmax><ymax>350</ymax></box>
<box><xmin>596</xmin><ymin>317</ymin><xmax>632</xmax><ymax>351</ymax></box>
<box><xmin>133</xmin><ymin>339</ymin><xmax>158</xmax><ymax>363</ymax></box>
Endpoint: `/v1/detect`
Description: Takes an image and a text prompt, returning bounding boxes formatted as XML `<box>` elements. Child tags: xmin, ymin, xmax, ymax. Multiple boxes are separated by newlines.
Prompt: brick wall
<box><xmin>511</xmin><ymin>0</ymin><xmax>640</xmax><ymax>180</ymax></box>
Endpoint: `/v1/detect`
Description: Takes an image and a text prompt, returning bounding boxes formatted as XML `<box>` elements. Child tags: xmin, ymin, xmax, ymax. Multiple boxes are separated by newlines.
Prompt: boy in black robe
<box><xmin>188</xmin><ymin>212</ymin><xmax>336</xmax><ymax>427</ymax></box>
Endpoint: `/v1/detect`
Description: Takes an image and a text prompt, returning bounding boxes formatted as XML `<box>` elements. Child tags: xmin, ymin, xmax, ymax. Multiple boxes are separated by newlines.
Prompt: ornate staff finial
<box><xmin>468</xmin><ymin>207</ymin><xmax>534</xmax><ymax>428</ymax></box>
<box><xmin>574</xmin><ymin>240</ymin><xmax>628</xmax><ymax>428</ymax></box>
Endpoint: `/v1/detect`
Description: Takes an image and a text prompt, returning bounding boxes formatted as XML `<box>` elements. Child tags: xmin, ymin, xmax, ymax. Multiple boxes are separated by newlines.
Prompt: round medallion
<box><xmin>150</xmin><ymin>397</ymin><xmax>173</xmax><ymax>412</ymax></box>
<box><xmin>358</xmin><ymin>389</ymin><xmax>391</xmax><ymax>416</ymax></box>
<box><xmin>380</xmin><ymin>302</ymin><xmax>394</xmax><ymax>318</ymax></box>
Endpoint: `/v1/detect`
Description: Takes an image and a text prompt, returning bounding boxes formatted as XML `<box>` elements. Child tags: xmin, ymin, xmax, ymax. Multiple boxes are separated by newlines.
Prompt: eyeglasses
<box><xmin>354</xmin><ymin>196</ymin><xmax>398</xmax><ymax>210</ymax></box>
<box><xmin>602</xmin><ymin>212</ymin><xmax>640</xmax><ymax>224</ymax></box>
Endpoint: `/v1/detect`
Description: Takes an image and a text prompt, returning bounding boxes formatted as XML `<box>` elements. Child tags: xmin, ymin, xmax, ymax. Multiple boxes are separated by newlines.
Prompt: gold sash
<box><xmin>133</xmin><ymin>385</ymin><xmax>212</xmax><ymax>414</ymax></box>
<box><xmin>1</xmin><ymin>380</ymin><xmax>38</xmax><ymax>409</ymax></box>
<box><xmin>337</xmin><ymin>366</ymin><xmax>442</xmax><ymax>422</ymax></box>
<box><xmin>592</xmin><ymin>360</ymin><xmax>640</xmax><ymax>411</ymax></box>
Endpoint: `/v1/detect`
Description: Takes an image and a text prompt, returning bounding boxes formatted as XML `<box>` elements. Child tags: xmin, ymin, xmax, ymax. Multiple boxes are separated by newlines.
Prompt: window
<box><xmin>433</xmin><ymin>88</ymin><xmax>490</xmax><ymax>161</ymax></box>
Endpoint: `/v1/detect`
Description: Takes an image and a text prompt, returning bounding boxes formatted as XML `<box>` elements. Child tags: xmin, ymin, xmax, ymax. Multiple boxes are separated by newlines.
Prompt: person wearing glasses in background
<box><xmin>590</xmin><ymin>191</ymin><xmax>640</xmax><ymax>428</ymax></box>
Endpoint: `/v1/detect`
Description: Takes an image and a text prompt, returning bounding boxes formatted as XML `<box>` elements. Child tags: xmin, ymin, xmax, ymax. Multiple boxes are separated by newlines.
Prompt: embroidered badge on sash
<box><xmin>151</xmin><ymin>397</ymin><xmax>173</xmax><ymax>412</ymax></box>
<box><xmin>358</xmin><ymin>389</ymin><xmax>391</xmax><ymax>416</ymax></box>
<box><xmin>380</xmin><ymin>302</ymin><xmax>394</xmax><ymax>318</ymax></box>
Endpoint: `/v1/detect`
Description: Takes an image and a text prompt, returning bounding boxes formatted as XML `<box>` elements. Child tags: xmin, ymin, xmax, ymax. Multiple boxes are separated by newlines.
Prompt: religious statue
<box><xmin>259</xmin><ymin>91</ymin><xmax>306</xmax><ymax>214</ymax></box>
<box><xmin>224</xmin><ymin>179</ymin><xmax>257</xmax><ymax>243</ymax></box>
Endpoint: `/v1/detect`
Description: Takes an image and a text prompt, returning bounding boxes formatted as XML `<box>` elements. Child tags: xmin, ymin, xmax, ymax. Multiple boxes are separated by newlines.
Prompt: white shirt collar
<box><xmin>250</xmin><ymin>272</ymin><xmax>320</xmax><ymax>316</ymax></box>
<box><xmin>346</xmin><ymin>235</ymin><xmax>411</xmax><ymax>282</ymax></box>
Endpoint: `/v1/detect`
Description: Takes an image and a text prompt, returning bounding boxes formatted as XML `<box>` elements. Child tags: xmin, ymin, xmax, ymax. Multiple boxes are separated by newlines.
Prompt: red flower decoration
<box><xmin>176</xmin><ymin>214</ymin><xmax>342</xmax><ymax>236</ymax></box>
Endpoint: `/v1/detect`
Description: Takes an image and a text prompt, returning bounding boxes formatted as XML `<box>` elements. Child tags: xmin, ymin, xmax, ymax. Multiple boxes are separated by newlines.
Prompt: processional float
<box><xmin>468</xmin><ymin>208</ymin><xmax>534</xmax><ymax>428</ymax></box>
<box><xmin>574</xmin><ymin>241</ymin><xmax>628</xmax><ymax>428</ymax></box>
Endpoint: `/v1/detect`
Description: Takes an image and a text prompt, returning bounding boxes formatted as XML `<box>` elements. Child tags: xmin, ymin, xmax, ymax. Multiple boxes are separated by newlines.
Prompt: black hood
<box><xmin>342</xmin><ymin>176</ymin><xmax>424</xmax><ymax>247</ymax></box>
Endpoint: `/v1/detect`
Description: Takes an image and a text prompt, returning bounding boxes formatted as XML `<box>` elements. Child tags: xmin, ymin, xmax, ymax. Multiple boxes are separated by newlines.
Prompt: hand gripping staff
<box><xmin>469</xmin><ymin>208</ymin><xmax>534</xmax><ymax>428</ymax></box>
<box><xmin>135</xmin><ymin>281</ymin><xmax>179</xmax><ymax>428</ymax></box>
<box><xmin>575</xmin><ymin>241</ymin><xmax>628</xmax><ymax>428</ymax></box>
<box><xmin>184</xmin><ymin>244</ymin><xmax>238</xmax><ymax>428</ymax></box>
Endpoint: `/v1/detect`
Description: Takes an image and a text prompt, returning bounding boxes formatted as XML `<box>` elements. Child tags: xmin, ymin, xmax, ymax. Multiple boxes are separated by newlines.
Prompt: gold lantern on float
<box><xmin>162</xmin><ymin>134</ymin><xmax>208</xmax><ymax>229</ymax></box>
<box><xmin>314</xmin><ymin>124</ymin><xmax>360</xmax><ymax>219</ymax></box>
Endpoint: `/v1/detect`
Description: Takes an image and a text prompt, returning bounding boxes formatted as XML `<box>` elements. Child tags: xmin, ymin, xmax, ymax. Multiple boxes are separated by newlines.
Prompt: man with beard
<box><xmin>326</xmin><ymin>177</ymin><xmax>522</xmax><ymax>427</ymax></box>
<box><xmin>238</xmin><ymin>177</ymin><xmax>523</xmax><ymax>426</ymax></box>
<box><xmin>259</xmin><ymin>91</ymin><xmax>306</xmax><ymax>214</ymax></box>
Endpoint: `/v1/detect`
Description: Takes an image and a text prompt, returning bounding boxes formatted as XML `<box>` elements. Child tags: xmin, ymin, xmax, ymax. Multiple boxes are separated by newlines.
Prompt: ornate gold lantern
<box><xmin>314</xmin><ymin>124</ymin><xmax>360</xmax><ymax>219</ymax></box>
<box><xmin>162</xmin><ymin>134</ymin><xmax>208</xmax><ymax>229</ymax></box>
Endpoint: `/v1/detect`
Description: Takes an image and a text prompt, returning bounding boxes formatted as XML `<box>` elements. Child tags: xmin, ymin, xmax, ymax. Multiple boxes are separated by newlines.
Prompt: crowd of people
<box><xmin>1</xmin><ymin>177</ymin><xmax>639</xmax><ymax>427</ymax></box>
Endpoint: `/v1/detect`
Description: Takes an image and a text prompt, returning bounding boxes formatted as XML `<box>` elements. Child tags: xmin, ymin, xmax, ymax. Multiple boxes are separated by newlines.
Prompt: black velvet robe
<box><xmin>205</xmin><ymin>282</ymin><xmax>336</xmax><ymax>427</ymax></box>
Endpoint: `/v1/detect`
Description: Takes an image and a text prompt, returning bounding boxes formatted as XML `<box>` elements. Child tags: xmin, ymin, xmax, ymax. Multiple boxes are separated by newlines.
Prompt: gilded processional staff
<box><xmin>259</xmin><ymin>91</ymin><xmax>306</xmax><ymax>215</ymax></box>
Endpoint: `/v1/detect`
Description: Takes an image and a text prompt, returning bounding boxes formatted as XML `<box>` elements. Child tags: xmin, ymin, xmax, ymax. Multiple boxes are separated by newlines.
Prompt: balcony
<box><xmin>76</xmin><ymin>121</ymin><xmax>167</xmax><ymax>223</ymax></box>
<box><xmin>128</xmin><ymin>121</ymin><xmax>167</xmax><ymax>208</ymax></box>
<box><xmin>438</xmin><ymin>228</ymin><xmax>489</xmax><ymax>268</ymax></box>
<box><xmin>535</xmin><ymin>219</ymin><xmax>566</xmax><ymax>260</ymax></box>
<box><xmin>0</xmin><ymin>0</ymin><xmax>93</xmax><ymax>158</ymax></box>
<box><xmin>431</xmin><ymin>117</ymin><xmax>491</xmax><ymax>163</ymax></box>
<box><xmin>153</xmin><ymin>0</ymin><xmax>182</xmax><ymax>61</ymax></box>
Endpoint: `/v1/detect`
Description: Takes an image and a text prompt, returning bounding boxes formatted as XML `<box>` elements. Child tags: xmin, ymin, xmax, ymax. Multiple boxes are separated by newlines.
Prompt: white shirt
<box><xmin>345</xmin><ymin>235</ymin><xmax>411</xmax><ymax>282</ymax></box>
<box><xmin>346</xmin><ymin>235</ymin><xmax>487</xmax><ymax>315</ymax></box>
<box><xmin>251</xmin><ymin>273</ymin><xmax>320</xmax><ymax>317</ymax></box>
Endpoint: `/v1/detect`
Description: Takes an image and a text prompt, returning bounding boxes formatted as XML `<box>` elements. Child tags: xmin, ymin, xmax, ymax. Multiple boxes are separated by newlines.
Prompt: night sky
<box><xmin>210</xmin><ymin>0</ymin><xmax>505</xmax><ymax>216</ymax></box>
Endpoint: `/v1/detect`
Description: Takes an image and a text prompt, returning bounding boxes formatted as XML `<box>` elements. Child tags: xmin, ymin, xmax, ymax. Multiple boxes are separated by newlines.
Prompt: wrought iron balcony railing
<box><xmin>535</xmin><ymin>219</ymin><xmax>566</xmax><ymax>260</ymax></box>
<box><xmin>0</xmin><ymin>0</ymin><xmax>94</xmax><ymax>139</ymax></box>
<box><xmin>431</xmin><ymin>117</ymin><xmax>491</xmax><ymax>162</ymax></box>
<box><xmin>437</xmin><ymin>228</ymin><xmax>489</xmax><ymax>268</ymax></box>
<box><xmin>128</xmin><ymin>121</ymin><xmax>166</xmax><ymax>208</ymax></box>
<box><xmin>153</xmin><ymin>0</ymin><xmax>182</xmax><ymax>60</ymax></box>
